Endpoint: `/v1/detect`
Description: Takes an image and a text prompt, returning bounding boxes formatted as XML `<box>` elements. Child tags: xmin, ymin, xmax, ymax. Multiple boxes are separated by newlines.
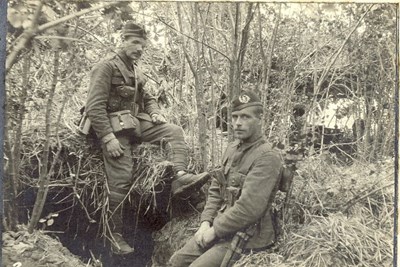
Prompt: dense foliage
<box><xmin>4</xmin><ymin>1</ymin><xmax>397</xmax><ymax>266</ymax></box>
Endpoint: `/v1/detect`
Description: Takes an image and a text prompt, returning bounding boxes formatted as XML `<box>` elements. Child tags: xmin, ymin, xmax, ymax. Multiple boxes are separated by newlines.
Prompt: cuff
<box><xmin>212</xmin><ymin>223</ymin><xmax>223</xmax><ymax>239</ymax></box>
<box><xmin>200</xmin><ymin>220</ymin><xmax>212</xmax><ymax>226</ymax></box>
<box><xmin>200</xmin><ymin>214</ymin><xmax>214</xmax><ymax>224</ymax></box>
<box><xmin>211</xmin><ymin>217</ymin><xmax>228</xmax><ymax>239</ymax></box>
<box><xmin>101</xmin><ymin>132</ymin><xmax>116</xmax><ymax>144</ymax></box>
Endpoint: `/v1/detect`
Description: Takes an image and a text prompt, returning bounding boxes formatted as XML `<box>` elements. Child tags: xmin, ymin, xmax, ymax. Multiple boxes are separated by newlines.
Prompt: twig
<box><xmin>343</xmin><ymin>182</ymin><xmax>394</xmax><ymax>213</ymax></box>
<box><xmin>72</xmin><ymin>186</ymin><xmax>96</xmax><ymax>223</ymax></box>
<box><xmin>157</xmin><ymin>10</ymin><xmax>230</xmax><ymax>61</ymax></box>
<box><xmin>6</xmin><ymin>2</ymin><xmax>117</xmax><ymax>72</ymax></box>
<box><xmin>316</xmin><ymin>4</ymin><xmax>374</xmax><ymax>91</ymax></box>
<box><xmin>34</xmin><ymin>35</ymin><xmax>106</xmax><ymax>48</ymax></box>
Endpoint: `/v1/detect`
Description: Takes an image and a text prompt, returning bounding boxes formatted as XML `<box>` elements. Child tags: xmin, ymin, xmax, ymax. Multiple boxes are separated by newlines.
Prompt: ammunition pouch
<box><xmin>108</xmin><ymin>110</ymin><xmax>141</xmax><ymax>137</ymax></box>
<box><xmin>226</xmin><ymin>186</ymin><xmax>241</xmax><ymax>207</ymax></box>
<box><xmin>210</xmin><ymin>168</ymin><xmax>242</xmax><ymax>208</ymax></box>
<box><xmin>107</xmin><ymin>85</ymin><xmax>140</xmax><ymax>115</ymax></box>
<box><xmin>116</xmin><ymin>85</ymin><xmax>136</xmax><ymax>98</ymax></box>
<box><xmin>210</xmin><ymin>168</ymin><xmax>225</xmax><ymax>183</ymax></box>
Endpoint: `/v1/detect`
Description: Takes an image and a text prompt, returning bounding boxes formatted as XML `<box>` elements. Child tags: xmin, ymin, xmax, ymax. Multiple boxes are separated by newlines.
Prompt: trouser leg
<box><xmin>139</xmin><ymin>121</ymin><xmax>188</xmax><ymax>173</ymax></box>
<box><xmin>108</xmin><ymin>189</ymin><xmax>128</xmax><ymax>234</ymax></box>
<box><xmin>102</xmin><ymin>134</ymin><xmax>135</xmax><ymax>254</ymax></box>
<box><xmin>169</xmin><ymin>237</ymin><xmax>230</xmax><ymax>267</ymax></box>
<box><xmin>139</xmin><ymin>121</ymin><xmax>210</xmax><ymax>197</ymax></box>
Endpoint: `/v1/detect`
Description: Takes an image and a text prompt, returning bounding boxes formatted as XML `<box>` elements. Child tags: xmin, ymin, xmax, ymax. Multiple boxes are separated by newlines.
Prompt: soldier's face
<box><xmin>123</xmin><ymin>36</ymin><xmax>146</xmax><ymax>61</ymax></box>
<box><xmin>232</xmin><ymin>106</ymin><xmax>262</xmax><ymax>142</ymax></box>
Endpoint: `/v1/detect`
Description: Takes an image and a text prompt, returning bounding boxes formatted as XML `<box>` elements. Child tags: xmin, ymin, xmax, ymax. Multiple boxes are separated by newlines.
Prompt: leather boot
<box><xmin>171</xmin><ymin>172</ymin><xmax>210</xmax><ymax>198</ymax></box>
<box><xmin>110</xmin><ymin>233</ymin><xmax>135</xmax><ymax>255</ymax></box>
<box><xmin>109</xmin><ymin>200</ymin><xmax>135</xmax><ymax>255</ymax></box>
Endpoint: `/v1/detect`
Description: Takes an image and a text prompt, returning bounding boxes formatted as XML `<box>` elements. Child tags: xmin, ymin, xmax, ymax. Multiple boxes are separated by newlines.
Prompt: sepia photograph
<box><xmin>1</xmin><ymin>1</ymin><xmax>398</xmax><ymax>267</ymax></box>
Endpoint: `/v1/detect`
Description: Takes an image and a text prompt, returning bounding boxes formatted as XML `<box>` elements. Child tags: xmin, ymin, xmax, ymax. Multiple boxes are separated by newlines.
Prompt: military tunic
<box><xmin>85</xmin><ymin>52</ymin><xmax>188</xmax><ymax>201</ymax></box>
<box><xmin>86</xmin><ymin>52</ymin><xmax>160</xmax><ymax>139</ymax></box>
<box><xmin>169</xmin><ymin>136</ymin><xmax>282</xmax><ymax>267</ymax></box>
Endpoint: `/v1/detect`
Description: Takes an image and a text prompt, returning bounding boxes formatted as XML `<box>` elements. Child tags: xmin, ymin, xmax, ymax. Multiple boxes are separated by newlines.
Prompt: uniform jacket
<box><xmin>85</xmin><ymin>52</ymin><xmax>160</xmax><ymax>139</ymax></box>
<box><xmin>200</xmin><ymin>136</ymin><xmax>282</xmax><ymax>249</ymax></box>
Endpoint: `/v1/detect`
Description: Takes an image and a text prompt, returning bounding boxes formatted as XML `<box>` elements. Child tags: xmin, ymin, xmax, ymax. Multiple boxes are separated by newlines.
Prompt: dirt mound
<box><xmin>2</xmin><ymin>226</ymin><xmax>97</xmax><ymax>267</ymax></box>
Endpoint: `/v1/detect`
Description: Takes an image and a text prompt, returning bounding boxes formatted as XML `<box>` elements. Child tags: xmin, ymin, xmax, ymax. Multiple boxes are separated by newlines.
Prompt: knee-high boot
<box><xmin>108</xmin><ymin>191</ymin><xmax>135</xmax><ymax>255</ymax></box>
<box><xmin>167</xmin><ymin>140</ymin><xmax>210</xmax><ymax>198</ymax></box>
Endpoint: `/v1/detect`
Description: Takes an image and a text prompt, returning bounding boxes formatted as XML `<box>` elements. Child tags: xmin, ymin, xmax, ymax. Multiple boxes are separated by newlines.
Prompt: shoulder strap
<box><xmin>114</xmin><ymin>56</ymin><xmax>133</xmax><ymax>84</ymax></box>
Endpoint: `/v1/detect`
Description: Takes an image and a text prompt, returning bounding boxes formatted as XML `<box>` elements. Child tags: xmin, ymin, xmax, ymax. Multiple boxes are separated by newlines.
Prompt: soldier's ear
<box><xmin>257</xmin><ymin>117</ymin><xmax>262</xmax><ymax>126</ymax></box>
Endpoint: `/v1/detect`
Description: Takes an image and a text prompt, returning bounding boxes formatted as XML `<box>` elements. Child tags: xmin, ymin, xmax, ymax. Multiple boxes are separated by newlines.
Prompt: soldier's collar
<box><xmin>117</xmin><ymin>52</ymin><xmax>135</xmax><ymax>70</ymax></box>
<box><xmin>238</xmin><ymin>136</ymin><xmax>265</xmax><ymax>150</ymax></box>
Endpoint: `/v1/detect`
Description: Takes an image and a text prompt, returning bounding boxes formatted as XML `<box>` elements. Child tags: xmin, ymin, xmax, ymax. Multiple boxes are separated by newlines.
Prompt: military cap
<box><xmin>232</xmin><ymin>90</ymin><xmax>262</xmax><ymax>111</ymax></box>
<box><xmin>122</xmin><ymin>22</ymin><xmax>147</xmax><ymax>39</ymax></box>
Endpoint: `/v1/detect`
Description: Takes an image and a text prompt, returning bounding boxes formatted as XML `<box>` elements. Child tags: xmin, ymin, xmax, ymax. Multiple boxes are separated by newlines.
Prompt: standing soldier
<box><xmin>169</xmin><ymin>90</ymin><xmax>283</xmax><ymax>267</ymax></box>
<box><xmin>84</xmin><ymin>22</ymin><xmax>210</xmax><ymax>255</ymax></box>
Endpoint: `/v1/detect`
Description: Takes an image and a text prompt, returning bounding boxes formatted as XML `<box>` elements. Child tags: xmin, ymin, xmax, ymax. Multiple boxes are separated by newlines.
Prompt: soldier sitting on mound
<box><xmin>83</xmin><ymin>22</ymin><xmax>210</xmax><ymax>255</ymax></box>
<box><xmin>169</xmin><ymin>90</ymin><xmax>283</xmax><ymax>267</ymax></box>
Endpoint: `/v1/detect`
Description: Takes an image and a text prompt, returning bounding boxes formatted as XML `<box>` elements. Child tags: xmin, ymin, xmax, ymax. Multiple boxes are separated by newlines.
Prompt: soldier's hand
<box><xmin>200</xmin><ymin>227</ymin><xmax>216</xmax><ymax>248</ymax></box>
<box><xmin>151</xmin><ymin>113</ymin><xmax>167</xmax><ymax>124</ymax></box>
<box><xmin>195</xmin><ymin>221</ymin><xmax>211</xmax><ymax>246</ymax></box>
<box><xmin>106</xmin><ymin>138</ymin><xmax>125</xmax><ymax>158</ymax></box>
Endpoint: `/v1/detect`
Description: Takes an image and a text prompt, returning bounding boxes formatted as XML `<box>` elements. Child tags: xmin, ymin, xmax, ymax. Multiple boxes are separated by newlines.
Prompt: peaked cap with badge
<box><xmin>122</xmin><ymin>22</ymin><xmax>147</xmax><ymax>39</ymax></box>
<box><xmin>232</xmin><ymin>90</ymin><xmax>263</xmax><ymax>111</ymax></box>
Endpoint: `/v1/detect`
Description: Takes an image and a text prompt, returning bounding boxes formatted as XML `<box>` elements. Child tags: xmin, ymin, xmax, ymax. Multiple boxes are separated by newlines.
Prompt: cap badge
<box><xmin>239</xmin><ymin>94</ymin><xmax>250</xmax><ymax>103</ymax></box>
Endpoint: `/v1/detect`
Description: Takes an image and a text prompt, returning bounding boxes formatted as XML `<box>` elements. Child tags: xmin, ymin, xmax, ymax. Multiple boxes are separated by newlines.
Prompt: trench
<box><xmin>17</xmin><ymin>178</ymin><xmax>176</xmax><ymax>267</ymax></box>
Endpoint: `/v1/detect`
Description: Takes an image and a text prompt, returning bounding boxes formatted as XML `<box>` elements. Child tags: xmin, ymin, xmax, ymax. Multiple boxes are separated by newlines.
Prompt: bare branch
<box><xmin>6</xmin><ymin>2</ymin><xmax>116</xmax><ymax>72</ymax></box>
<box><xmin>157</xmin><ymin>15</ymin><xmax>230</xmax><ymax>61</ymax></box>
<box><xmin>316</xmin><ymin>4</ymin><xmax>374</xmax><ymax>91</ymax></box>
<box><xmin>37</xmin><ymin>3</ymin><xmax>116</xmax><ymax>33</ymax></box>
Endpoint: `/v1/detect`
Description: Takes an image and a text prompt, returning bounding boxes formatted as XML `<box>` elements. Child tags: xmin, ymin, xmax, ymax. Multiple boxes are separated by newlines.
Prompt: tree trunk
<box><xmin>3</xmin><ymin>56</ymin><xmax>31</xmax><ymax>230</ymax></box>
<box><xmin>226</xmin><ymin>3</ymin><xmax>255</xmax><ymax>141</ymax></box>
<box><xmin>260</xmin><ymin>4</ymin><xmax>281</xmax><ymax>134</ymax></box>
<box><xmin>27</xmin><ymin>49</ymin><xmax>60</xmax><ymax>233</ymax></box>
<box><xmin>177</xmin><ymin>3</ymin><xmax>208</xmax><ymax>170</ymax></box>
<box><xmin>193</xmin><ymin>2</ymin><xmax>209</xmax><ymax>169</ymax></box>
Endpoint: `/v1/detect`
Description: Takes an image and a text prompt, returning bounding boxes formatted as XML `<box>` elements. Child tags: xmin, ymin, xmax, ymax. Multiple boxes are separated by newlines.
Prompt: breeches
<box><xmin>102</xmin><ymin>121</ymin><xmax>188</xmax><ymax>200</ymax></box>
<box><xmin>168</xmin><ymin>237</ymin><xmax>231</xmax><ymax>267</ymax></box>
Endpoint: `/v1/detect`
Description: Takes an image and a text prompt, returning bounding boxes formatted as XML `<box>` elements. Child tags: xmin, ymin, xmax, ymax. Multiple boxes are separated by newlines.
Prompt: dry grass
<box><xmin>233</xmin><ymin>156</ymin><xmax>394</xmax><ymax>267</ymax></box>
<box><xmin>152</xmin><ymin>214</ymin><xmax>200</xmax><ymax>265</ymax></box>
<box><xmin>281</xmin><ymin>212</ymin><xmax>392</xmax><ymax>267</ymax></box>
<box><xmin>152</xmin><ymin>154</ymin><xmax>394</xmax><ymax>267</ymax></box>
<box><xmin>13</xmin><ymin>98</ymin><xmax>395</xmax><ymax>267</ymax></box>
<box><xmin>2</xmin><ymin>226</ymin><xmax>94</xmax><ymax>267</ymax></box>
<box><xmin>18</xmin><ymin>119</ymin><xmax>177</xmax><ymax>241</ymax></box>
